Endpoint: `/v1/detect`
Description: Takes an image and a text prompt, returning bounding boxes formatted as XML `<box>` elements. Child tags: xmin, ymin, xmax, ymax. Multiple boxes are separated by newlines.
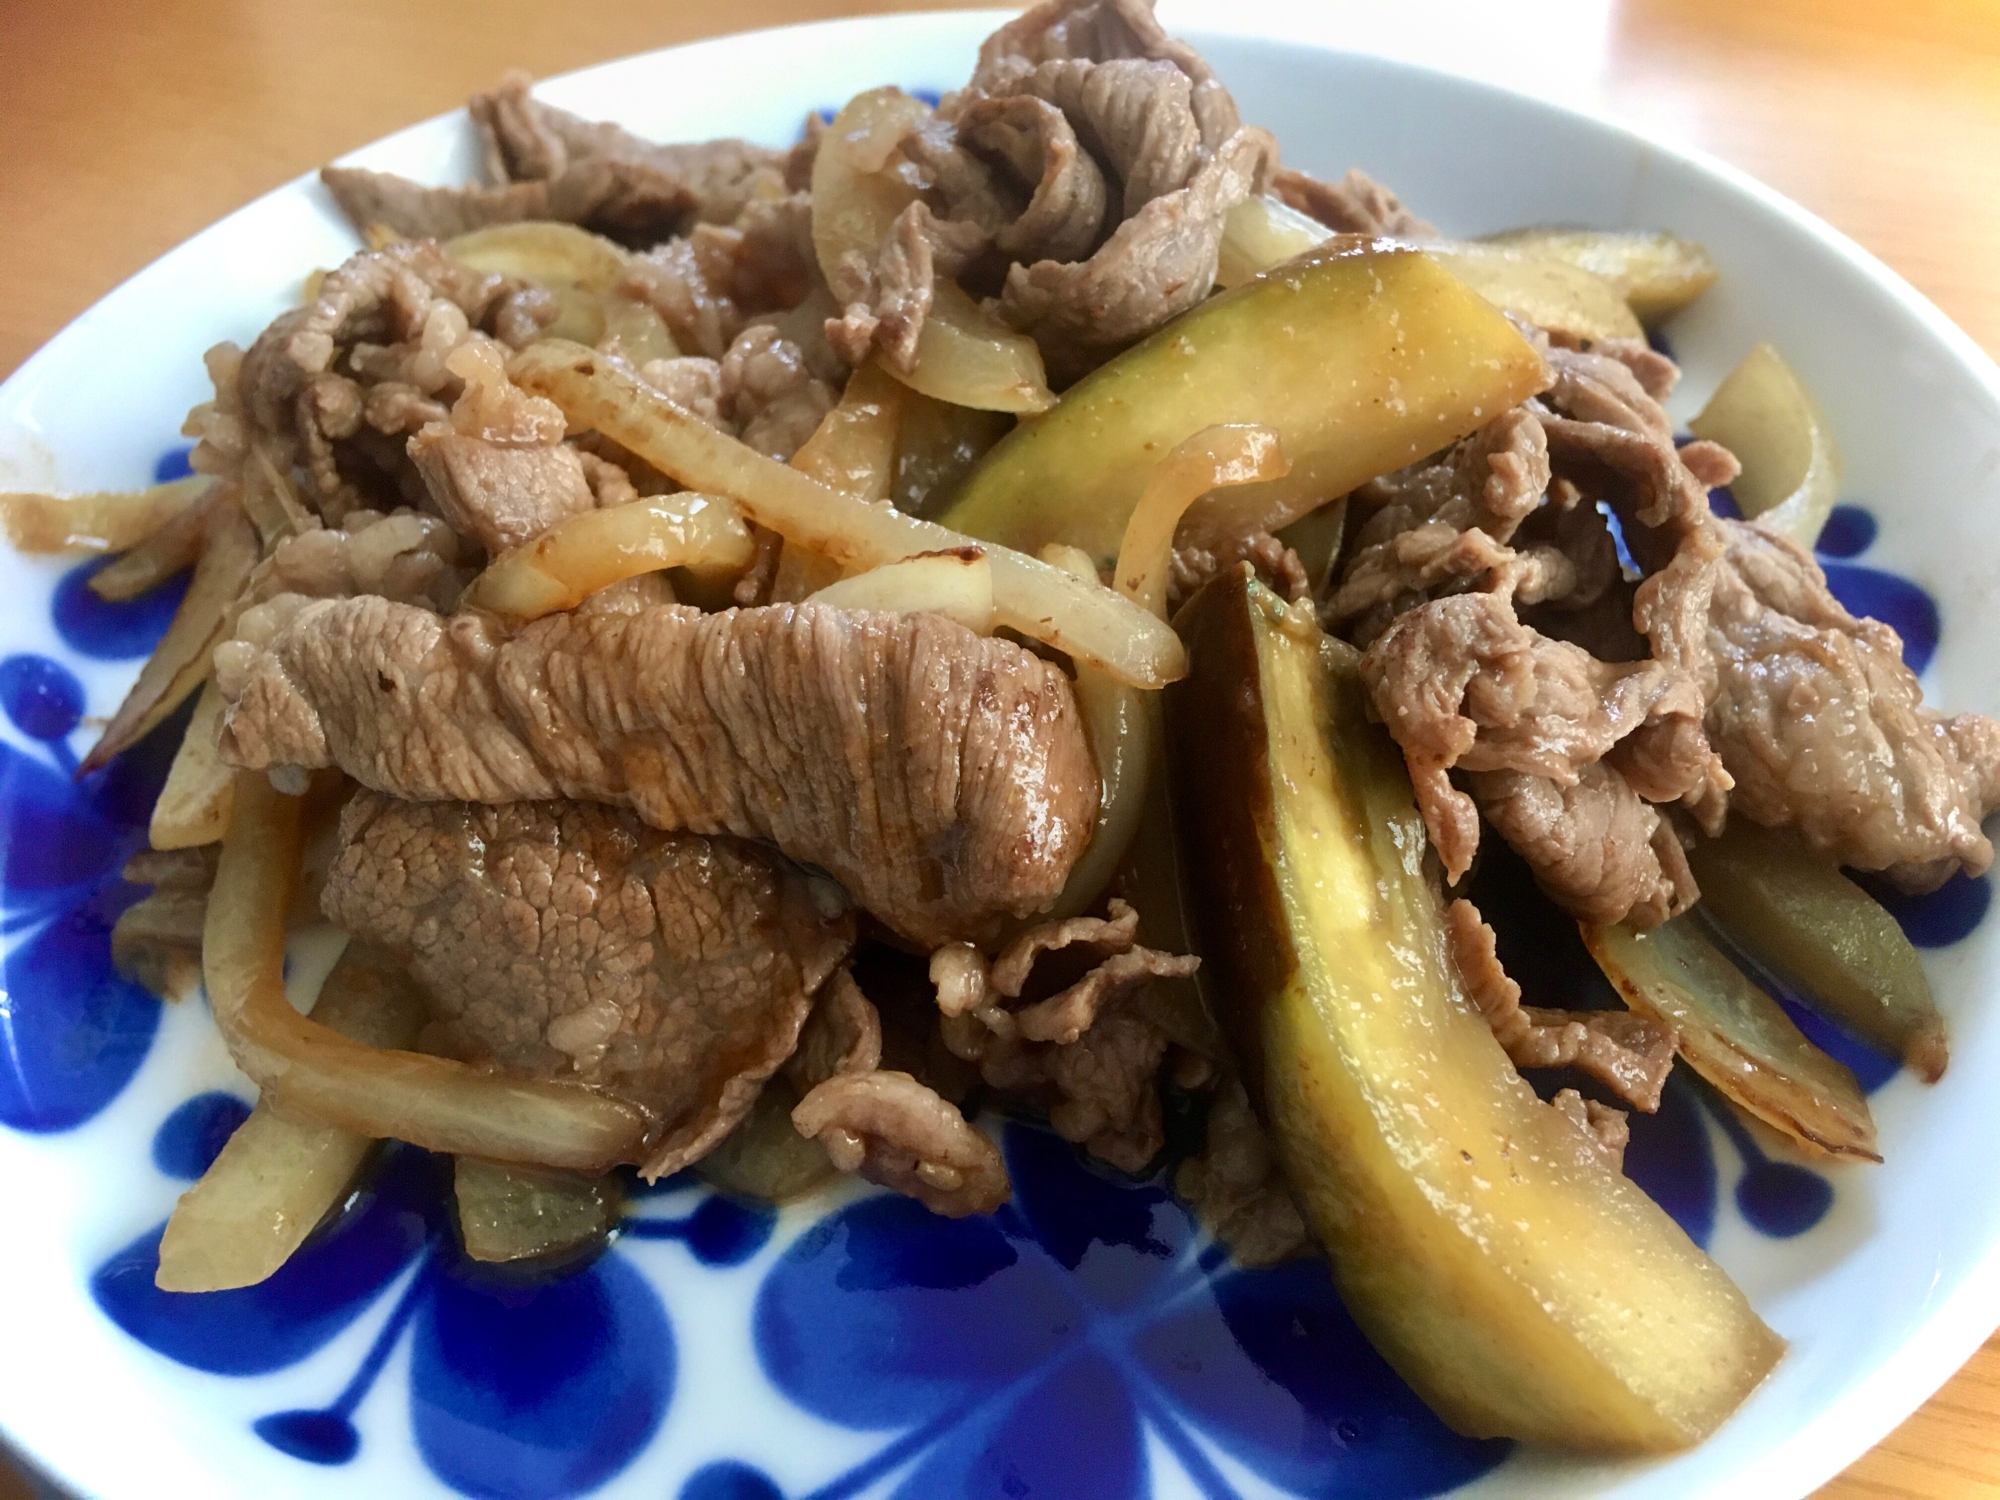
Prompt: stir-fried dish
<box><xmin>13</xmin><ymin>0</ymin><xmax>2000</xmax><ymax>1457</ymax></box>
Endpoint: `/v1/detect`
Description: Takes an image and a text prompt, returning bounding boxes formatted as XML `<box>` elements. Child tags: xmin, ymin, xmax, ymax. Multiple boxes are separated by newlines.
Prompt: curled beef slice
<box><xmin>1552</xmin><ymin>1088</ymin><xmax>1631</xmax><ymax>1169</ymax></box>
<box><xmin>792</xmin><ymin>1069</ymin><xmax>1010</xmax><ymax>1216</ymax></box>
<box><xmin>1170</xmin><ymin>532</ymin><xmax>1310</xmax><ymax>611</ymax></box>
<box><xmin>1360</xmin><ymin>588</ymin><xmax>1716</xmax><ymax>926</ymax></box>
<box><xmin>952</xmin><ymin>94</ymin><xmax>1107</xmax><ymax>264</ymax></box>
<box><xmin>321</xmin><ymin>793</ymin><xmax>853</xmax><ymax>1179</ymax></box>
<box><xmin>1446</xmin><ymin>898</ymin><xmax>1677</xmax><ymax>1111</ymax></box>
<box><xmin>410</xmin><ymin>435</ymin><xmax>593</xmax><ymax>555</ymax></box>
<box><xmin>1271</xmin><ymin>165</ymin><xmax>1434</xmax><ymax>238</ymax></box>
<box><xmin>321</xmin><ymin>167</ymin><xmax>551</xmax><ymax>241</ymax></box>
<box><xmin>187</xmin><ymin>244</ymin><xmax>554</xmax><ymax>529</ymax></box>
<box><xmin>1174</xmin><ymin>1074</ymin><xmax>1310</xmax><ymax>1267</ymax></box>
<box><xmin>718</xmin><ymin>325</ymin><xmax>838</xmax><ymax>460</ymax></box>
<box><xmin>219</xmin><ymin>598</ymin><xmax>1098</xmax><ymax>948</ymax></box>
<box><xmin>1706</xmin><ymin>518</ymin><xmax>2000</xmax><ymax>888</ymax></box>
<box><xmin>785</xmin><ymin>967</ymin><xmax>884</xmax><ymax>1094</ymax></box>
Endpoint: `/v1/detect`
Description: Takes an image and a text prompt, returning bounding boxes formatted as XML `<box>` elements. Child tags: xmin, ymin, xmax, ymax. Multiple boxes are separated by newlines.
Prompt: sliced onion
<box><xmin>598</xmin><ymin>295</ymin><xmax>680</xmax><ymax>364</ymax></box>
<box><xmin>809</xmin><ymin>548</ymin><xmax>993</xmax><ymax>632</ymax></box>
<box><xmin>156</xmin><ymin>941</ymin><xmax>425</xmax><ymax>1293</ymax></box>
<box><xmin>1043</xmin><ymin>544</ymin><xmax>1150</xmax><ymax>918</ymax></box>
<box><xmin>149</xmin><ymin>680</ymin><xmax>235</xmax><ymax>851</ymax></box>
<box><xmin>790</xmin><ymin>360</ymin><xmax>904</xmax><ymax>501</ymax></box>
<box><xmin>1115</xmin><ymin>425</ymin><xmax>1288</xmax><ymax>618</ymax></box>
<box><xmin>90</xmin><ymin>483</ymin><xmax>224</xmax><ymax>601</ymax></box>
<box><xmin>813</xmin><ymin>88</ymin><xmax>1054</xmax><ymax>414</ymax></box>
<box><xmin>206</xmin><ymin>773</ymin><xmax>650</xmax><ymax>1171</ymax></box>
<box><xmin>460</xmin><ymin>492</ymin><xmax>755</xmax><ymax>620</ymax></box>
<box><xmin>0</xmin><ymin>474</ymin><xmax>210</xmax><ymax>554</ymax></box>
<box><xmin>445</xmin><ymin>221</ymin><xmax>632</xmax><ymax>294</ymax></box>
<box><xmin>511</xmin><ymin>340</ymin><xmax>1186</xmax><ymax>687</ymax></box>
<box><xmin>83</xmin><ymin>493</ymin><xmax>261</xmax><ymax>773</ymax></box>
<box><xmin>1216</xmin><ymin>195</ymin><xmax>1332</xmax><ymax>289</ymax></box>
<box><xmin>1583</xmin><ymin>914</ymin><xmax>1879</xmax><ymax>1162</ymax></box>
<box><xmin>1689</xmin><ymin>342</ymin><xmax>1842</xmax><ymax>546</ymax></box>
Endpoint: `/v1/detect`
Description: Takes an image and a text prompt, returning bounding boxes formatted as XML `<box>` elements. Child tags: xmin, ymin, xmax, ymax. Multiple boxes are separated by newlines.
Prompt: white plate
<box><xmin>4</xmin><ymin>11</ymin><xmax>1999</xmax><ymax>1500</ymax></box>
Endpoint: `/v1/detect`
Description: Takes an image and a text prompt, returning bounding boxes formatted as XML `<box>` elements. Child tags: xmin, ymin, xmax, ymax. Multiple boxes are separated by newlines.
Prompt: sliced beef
<box><xmin>185</xmin><ymin>243</ymin><xmax>557</xmax><ymax>531</ymax></box>
<box><xmin>791</xmin><ymin>1069</ymin><xmax>1010</xmax><ymax>1216</ymax></box>
<box><xmin>219</xmin><ymin>597</ymin><xmax>1099</xmax><ymax>948</ymax></box>
<box><xmin>1552</xmin><ymin>1087</ymin><xmax>1631</xmax><ymax>1168</ymax></box>
<box><xmin>718</xmin><ymin>325</ymin><xmax>838</xmax><ymax>460</ymax></box>
<box><xmin>410</xmin><ymin>435</ymin><xmax>594</xmax><ymax>555</ymax></box>
<box><xmin>785</xmin><ymin>967</ymin><xmax>884</xmax><ymax>1094</ymax></box>
<box><xmin>1447</xmin><ymin>899</ymin><xmax>1677</xmax><ymax>1110</ymax></box>
<box><xmin>618</xmin><ymin>194</ymin><xmax>827</xmax><ymax>364</ymax></box>
<box><xmin>1170</xmin><ymin>531</ymin><xmax>1310</xmax><ymax>610</ymax></box>
<box><xmin>1174</xmin><ymin>1074</ymin><xmax>1310</xmax><ymax>1267</ymax></box>
<box><xmin>250</xmin><ymin>508</ymin><xmax>469</xmax><ymax>612</ymax></box>
<box><xmin>320</xmin><ymin>168</ymin><xmax>550</xmax><ymax>242</ymax></box>
<box><xmin>1271</xmin><ymin>165</ymin><xmax>1434</xmax><ymax>237</ymax></box>
<box><xmin>321</xmin><ymin>793</ymin><xmax>854</xmax><ymax>1179</ymax></box>
<box><xmin>1704</xmin><ymin>519</ymin><xmax>2000</xmax><ymax>888</ymax></box>
<box><xmin>1360</xmin><ymin>589</ymin><xmax>1714</xmax><ymax>923</ymax></box>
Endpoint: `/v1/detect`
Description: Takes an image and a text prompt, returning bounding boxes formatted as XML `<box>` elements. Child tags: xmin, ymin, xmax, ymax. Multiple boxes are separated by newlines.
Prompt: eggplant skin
<box><xmin>1166</xmin><ymin>566</ymin><xmax>1294</xmax><ymax>1109</ymax></box>
<box><xmin>1167</xmin><ymin>566</ymin><xmax>1784</xmax><ymax>1453</ymax></box>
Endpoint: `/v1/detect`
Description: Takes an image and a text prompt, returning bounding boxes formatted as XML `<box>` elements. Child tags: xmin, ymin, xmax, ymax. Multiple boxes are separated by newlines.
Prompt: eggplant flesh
<box><xmin>1168</xmin><ymin>567</ymin><xmax>1782</xmax><ymax>1452</ymax></box>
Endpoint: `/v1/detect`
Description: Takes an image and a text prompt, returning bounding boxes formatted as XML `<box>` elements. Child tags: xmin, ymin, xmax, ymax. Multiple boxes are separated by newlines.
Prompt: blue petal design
<box><xmin>0</xmin><ymin>654</ymin><xmax>84</xmax><ymax>742</ymax></box>
<box><xmin>1003</xmin><ymin>1127</ymin><xmax>1188</xmax><ymax>1308</ymax></box>
<box><xmin>620</xmin><ymin>1191</ymin><xmax>776</xmax><ymax>1266</ymax></box>
<box><xmin>1135</xmin><ymin>1258</ymin><xmax>1509</xmax><ymax>1498</ymax></box>
<box><xmin>52</xmin><ymin>556</ymin><xmax>189</xmax><ymax>663</ymax></box>
<box><xmin>1853</xmin><ymin>868</ymin><xmax>1992</xmax><ymax>950</ymax></box>
<box><xmin>888</xmin><ymin>1350</ymin><xmax>1144</xmax><ymax>1500</ymax></box>
<box><xmin>410</xmin><ymin>1252</ymin><xmax>674</xmax><ymax>1500</ymax></box>
<box><xmin>1622</xmin><ymin>1073</ymin><xmax>1719</xmax><ymax>1245</ymax></box>
<box><xmin>92</xmin><ymin>1148</ymin><xmax>440</xmax><ymax>1374</ymax></box>
<box><xmin>154</xmin><ymin>447</ymin><xmax>196</xmax><ymax>484</ymax></box>
<box><xmin>756</xmin><ymin>1194</ymin><xmax>1060</xmax><ymax>1430</ymax></box>
<box><xmin>254</xmin><ymin>1409</ymin><xmax>362</xmax><ymax>1466</ymax></box>
<box><xmin>1815</xmin><ymin>505</ymin><xmax>1877</xmax><ymax>558</ymax></box>
<box><xmin>0</xmin><ymin>740</ymin><xmax>125</xmax><ymax>895</ymax></box>
<box><xmin>152</xmin><ymin>1092</ymin><xmax>253</xmax><ymax>1179</ymax></box>
<box><xmin>0</xmin><ymin>884</ymin><xmax>158</xmax><ymax>1132</ymax></box>
<box><xmin>681</xmin><ymin>1461</ymin><xmax>785</xmax><ymax>1500</ymax></box>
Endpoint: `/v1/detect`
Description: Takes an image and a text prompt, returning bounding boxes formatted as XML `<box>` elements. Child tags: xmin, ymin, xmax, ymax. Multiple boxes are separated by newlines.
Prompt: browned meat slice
<box><xmin>321</xmin><ymin>793</ymin><xmax>854</xmax><ymax>1179</ymax></box>
<box><xmin>1271</xmin><ymin>165</ymin><xmax>1435</xmax><ymax>238</ymax></box>
<box><xmin>321</xmin><ymin>168</ymin><xmax>550</xmax><ymax>241</ymax></box>
<box><xmin>471</xmin><ymin>71</ymin><xmax>787</xmax><ymax>232</ymax></box>
<box><xmin>949</xmin><ymin>94</ymin><xmax>1107</xmax><ymax>265</ymax></box>
<box><xmin>1706</xmin><ymin>519</ymin><xmax>2000</xmax><ymax>888</ymax></box>
<box><xmin>409</xmin><ymin>432</ymin><xmax>595</xmax><ymax>554</ymax></box>
<box><xmin>619</xmin><ymin>195</ymin><xmax>823</xmax><ymax>364</ymax></box>
<box><xmin>824</xmin><ymin>201</ymin><xmax>988</xmax><ymax>377</ymax></box>
<box><xmin>250</xmin><ymin>509</ymin><xmax>470</xmax><ymax>612</ymax></box>
<box><xmin>1447</xmin><ymin>898</ymin><xmax>1677</xmax><ymax>1110</ymax></box>
<box><xmin>994</xmin><ymin>123</ymin><xmax>1272</xmax><ymax>384</ymax></box>
<box><xmin>1174</xmin><ymin>1074</ymin><xmax>1310</xmax><ymax>1267</ymax></box>
<box><xmin>785</xmin><ymin>968</ymin><xmax>884</xmax><ymax>1094</ymax></box>
<box><xmin>791</xmin><ymin>1070</ymin><xmax>1010</xmax><ymax>1216</ymax></box>
<box><xmin>1170</xmin><ymin>532</ymin><xmax>1310</xmax><ymax>610</ymax></box>
<box><xmin>718</xmin><ymin>325</ymin><xmax>838</xmax><ymax>460</ymax></box>
<box><xmin>219</xmin><ymin>597</ymin><xmax>1099</xmax><ymax>947</ymax></box>
<box><xmin>185</xmin><ymin>243</ymin><xmax>557</xmax><ymax>531</ymax></box>
<box><xmin>1552</xmin><ymin>1088</ymin><xmax>1631</xmax><ymax>1168</ymax></box>
<box><xmin>1360</xmin><ymin>588</ymin><xmax>1717</xmax><ymax>924</ymax></box>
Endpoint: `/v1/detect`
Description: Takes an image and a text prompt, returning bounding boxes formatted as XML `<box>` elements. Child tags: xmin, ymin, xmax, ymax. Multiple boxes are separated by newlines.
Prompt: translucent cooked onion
<box><xmin>773</xmin><ymin>362</ymin><xmax>906</xmax><ymax>601</ymax></box>
<box><xmin>511</xmin><ymin>340</ymin><xmax>1187</xmax><ymax>687</ymax></box>
<box><xmin>206</xmin><ymin>773</ymin><xmax>650</xmax><ymax>1171</ymax></box>
<box><xmin>156</xmin><ymin>941</ymin><xmax>427</xmax><ymax>1293</ymax></box>
<box><xmin>460</xmin><ymin>492</ymin><xmax>755</xmax><ymax>620</ymax></box>
<box><xmin>813</xmin><ymin>88</ymin><xmax>1054</xmax><ymax>414</ymax></box>
<box><xmin>1042</xmin><ymin>544</ymin><xmax>1151</xmax><ymax>918</ymax></box>
<box><xmin>1688</xmin><ymin>342</ymin><xmax>1842</xmax><ymax>546</ymax></box>
<box><xmin>149</xmin><ymin>681</ymin><xmax>235</xmax><ymax>850</ymax></box>
<box><xmin>1216</xmin><ymin>195</ymin><xmax>1332</xmax><ymax>289</ymax></box>
<box><xmin>1478</xmin><ymin>227</ymin><xmax>1717</xmax><ymax>324</ymax></box>
<box><xmin>808</xmin><ymin>548</ymin><xmax>994</xmax><ymax>632</ymax></box>
<box><xmin>83</xmin><ymin>493</ymin><xmax>261</xmax><ymax>773</ymax></box>
<box><xmin>1583</xmin><ymin>915</ymin><xmax>1879</xmax><ymax>1162</ymax></box>
<box><xmin>453</xmin><ymin>1159</ymin><xmax>620</xmax><ymax>1264</ymax></box>
<box><xmin>0</xmin><ymin>474</ymin><xmax>210</xmax><ymax>554</ymax></box>
<box><xmin>1114</xmin><ymin>425</ymin><xmax>1288</xmax><ymax>618</ymax></box>
<box><xmin>89</xmin><ymin>483</ymin><xmax>223</xmax><ymax>601</ymax></box>
<box><xmin>444</xmin><ymin>221</ymin><xmax>631</xmax><ymax>293</ymax></box>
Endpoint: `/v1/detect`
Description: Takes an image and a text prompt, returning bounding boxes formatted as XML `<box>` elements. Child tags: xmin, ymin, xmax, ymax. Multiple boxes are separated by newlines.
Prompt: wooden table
<box><xmin>2</xmin><ymin>0</ymin><xmax>1997</xmax><ymax>1495</ymax></box>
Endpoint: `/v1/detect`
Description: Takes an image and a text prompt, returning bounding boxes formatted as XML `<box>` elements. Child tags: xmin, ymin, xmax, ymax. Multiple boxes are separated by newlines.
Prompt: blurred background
<box><xmin>3</xmin><ymin>0</ymin><xmax>1999</xmax><ymax>1495</ymax></box>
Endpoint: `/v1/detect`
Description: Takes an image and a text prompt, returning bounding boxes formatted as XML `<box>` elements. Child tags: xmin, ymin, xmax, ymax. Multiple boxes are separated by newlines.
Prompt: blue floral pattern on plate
<box><xmin>0</xmin><ymin>441</ymin><xmax>1988</xmax><ymax>1499</ymax></box>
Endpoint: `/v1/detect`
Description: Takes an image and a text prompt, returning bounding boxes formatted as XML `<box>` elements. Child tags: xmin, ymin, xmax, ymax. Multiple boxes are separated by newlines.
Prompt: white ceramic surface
<box><xmin>4</xmin><ymin>11</ymin><xmax>2000</xmax><ymax>1500</ymax></box>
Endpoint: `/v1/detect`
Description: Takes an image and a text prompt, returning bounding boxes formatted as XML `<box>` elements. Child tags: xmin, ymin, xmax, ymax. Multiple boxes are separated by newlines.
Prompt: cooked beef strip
<box><xmin>1447</xmin><ymin>898</ymin><xmax>1677</xmax><ymax>1111</ymax></box>
<box><xmin>784</xmin><ymin>966</ymin><xmax>883</xmax><ymax>1095</ymax></box>
<box><xmin>322</xmin><ymin>792</ymin><xmax>853</xmax><ymax>1179</ymax></box>
<box><xmin>791</xmin><ymin>1069</ymin><xmax>1011</xmax><ymax>1216</ymax></box>
<box><xmin>717</xmin><ymin>324</ymin><xmax>838</xmax><ymax>460</ymax></box>
<box><xmin>410</xmin><ymin>435</ymin><xmax>594</xmax><ymax>555</ymax></box>
<box><xmin>249</xmin><ymin>508</ymin><xmax>469</xmax><ymax>612</ymax></box>
<box><xmin>218</xmin><ymin>598</ymin><xmax>1099</xmax><ymax>947</ymax></box>
<box><xmin>1170</xmin><ymin>532</ymin><xmax>1310</xmax><ymax>610</ymax></box>
<box><xmin>1552</xmin><ymin>1088</ymin><xmax>1631</xmax><ymax>1168</ymax></box>
<box><xmin>1703</xmin><ymin>518</ymin><xmax>2000</xmax><ymax>888</ymax></box>
<box><xmin>1174</xmin><ymin>1074</ymin><xmax>1310</xmax><ymax>1267</ymax></box>
<box><xmin>1271</xmin><ymin>165</ymin><xmax>1435</xmax><ymax>237</ymax></box>
<box><xmin>185</xmin><ymin>243</ymin><xmax>557</xmax><ymax>530</ymax></box>
<box><xmin>1360</xmin><ymin>589</ymin><xmax>1714</xmax><ymax>923</ymax></box>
